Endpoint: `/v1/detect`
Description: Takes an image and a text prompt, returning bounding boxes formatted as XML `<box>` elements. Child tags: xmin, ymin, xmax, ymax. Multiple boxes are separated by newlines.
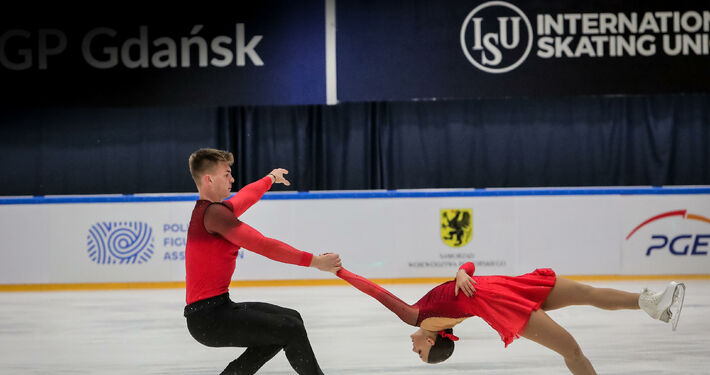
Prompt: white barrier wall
<box><xmin>1</xmin><ymin>189</ymin><xmax>709</xmax><ymax>285</ymax></box>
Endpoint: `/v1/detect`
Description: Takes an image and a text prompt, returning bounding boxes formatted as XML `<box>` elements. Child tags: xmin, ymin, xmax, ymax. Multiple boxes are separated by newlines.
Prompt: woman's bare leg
<box><xmin>522</xmin><ymin>309</ymin><xmax>597</xmax><ymax>375</ymax></box>
<box><xmin>542</xmin><ymin>278</ymin><xmax>640</xmax><ymax>311</ymax></box>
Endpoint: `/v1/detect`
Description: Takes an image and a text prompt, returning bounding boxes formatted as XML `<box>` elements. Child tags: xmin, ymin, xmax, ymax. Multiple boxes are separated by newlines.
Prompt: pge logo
<box><xmin>460</xmin><ymin>1</ymin><xmax>533</xmax><ymax>73</ymax></box>
<box><xmin>626</xmin><ymin>210</ymin><xmax>710</xmax><ymax>256</ymax></box>
<box><xmin>87</xmin><ymin>222</ymin><xmax>155</xmax><ymax>264</ymax></box>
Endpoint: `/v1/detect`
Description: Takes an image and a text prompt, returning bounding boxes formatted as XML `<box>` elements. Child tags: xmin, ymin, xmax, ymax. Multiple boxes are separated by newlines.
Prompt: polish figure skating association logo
<box><xmin>460</xmin><ymin>1</ymin><xmax>533</xmax><ymax>73</ymax></box>
<box><xmin>440</xmin><ymin>209</ymin><xmax>473</xmax><ymax>247</ymax></box>
<box><xmin>87</xmin><ymin>222</ymin><xmax>155</xmax><ymax>264</ymax></box>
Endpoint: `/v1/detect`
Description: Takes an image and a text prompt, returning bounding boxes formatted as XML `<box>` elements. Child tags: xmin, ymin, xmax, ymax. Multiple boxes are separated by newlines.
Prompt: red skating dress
<box><xmin>337</xmin><ymin>262</ymin><xmax>556</xmax><ymax>347</ymax></box>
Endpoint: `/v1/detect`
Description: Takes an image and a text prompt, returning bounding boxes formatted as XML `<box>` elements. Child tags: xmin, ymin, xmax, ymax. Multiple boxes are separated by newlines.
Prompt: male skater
<box><xmin>184</xmin><ymin>148</ymin><xmax>341</xmax><ymax>374</ymax></box>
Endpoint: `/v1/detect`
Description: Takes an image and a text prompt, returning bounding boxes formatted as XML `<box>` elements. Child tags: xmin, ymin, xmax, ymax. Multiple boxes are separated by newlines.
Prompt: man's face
<box><xmin>207</xmin><ymin>162</ymin><xmax>234</xmax><ymax>200</ymax></box>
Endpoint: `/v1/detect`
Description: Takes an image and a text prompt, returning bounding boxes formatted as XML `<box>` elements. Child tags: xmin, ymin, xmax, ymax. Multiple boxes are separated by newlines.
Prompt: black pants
<box><xmin>185</xmin><ymin>293</ymin><xmax>324</xmax><ymax>375</ymax></box>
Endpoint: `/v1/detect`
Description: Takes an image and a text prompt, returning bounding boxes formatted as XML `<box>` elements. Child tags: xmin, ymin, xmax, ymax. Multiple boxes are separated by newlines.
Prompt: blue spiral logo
<box><xmin>87</xmin><ymin>222</ymin><xmax>154</xmax><ymax>264</ymax></box>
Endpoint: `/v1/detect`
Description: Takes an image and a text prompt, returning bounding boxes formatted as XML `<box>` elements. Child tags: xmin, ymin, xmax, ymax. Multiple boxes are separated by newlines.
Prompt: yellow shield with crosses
<box><xmin>440</xmin><ymin>209</ymin><xmax>473</xmax><ymax>247</ymax></box>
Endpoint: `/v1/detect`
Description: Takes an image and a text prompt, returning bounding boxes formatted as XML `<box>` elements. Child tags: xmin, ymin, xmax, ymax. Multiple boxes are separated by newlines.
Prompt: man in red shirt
<box><xmin>184</xmin><ymin>148</ymin><xmax>341</xmax><ymax>375</ymax></box>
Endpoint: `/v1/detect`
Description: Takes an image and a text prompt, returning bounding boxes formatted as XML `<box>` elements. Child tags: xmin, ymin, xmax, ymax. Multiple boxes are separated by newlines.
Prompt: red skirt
<box><xmin>472</xmin><ymin>268</ymin><xmax>557</xmax><ymax>347</ymax></box>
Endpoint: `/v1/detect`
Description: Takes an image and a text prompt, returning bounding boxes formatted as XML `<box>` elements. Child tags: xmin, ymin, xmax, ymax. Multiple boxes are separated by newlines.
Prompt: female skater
<box><xmin>337</xmin><ymin>262</ymin><xmax>685</xmax><ymax>374</ymax></box>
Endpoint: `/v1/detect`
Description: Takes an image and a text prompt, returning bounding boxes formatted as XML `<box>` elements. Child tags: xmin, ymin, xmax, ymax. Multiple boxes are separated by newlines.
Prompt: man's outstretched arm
<box><xmin>205</xmin><ymin>203</ymin><xmax>341</xmax><ymax>272</ymax></box>
<box><xmin>225</xmin><ymin>168</ymin><xmax>291</xmax><ymax>218</ymax></box>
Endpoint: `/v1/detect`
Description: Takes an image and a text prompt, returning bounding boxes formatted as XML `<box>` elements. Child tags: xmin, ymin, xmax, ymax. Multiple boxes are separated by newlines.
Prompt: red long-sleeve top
<box><xmin>185</xmin><ymin>176</ymin><xmax>313</xmax><ymax>304</ymax></box>
<box><xmin>337</xmin><ymin>262</ymin><xmax>556</xmax><ymax>347</ymax></box>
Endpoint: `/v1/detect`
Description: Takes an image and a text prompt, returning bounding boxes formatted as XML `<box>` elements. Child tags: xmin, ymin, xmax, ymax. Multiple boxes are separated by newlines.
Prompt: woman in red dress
<box><xmin>337</xmin><ymin>262</ymin><xmax>684</xmax><ymax>375</ymax></box>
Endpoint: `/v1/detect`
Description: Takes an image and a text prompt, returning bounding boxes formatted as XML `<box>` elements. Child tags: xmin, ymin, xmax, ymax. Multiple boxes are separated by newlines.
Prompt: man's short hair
<box><xmin>188</xmin><ymin>148</ymin><xmax>234</xmax><ymax>186</ymax></box>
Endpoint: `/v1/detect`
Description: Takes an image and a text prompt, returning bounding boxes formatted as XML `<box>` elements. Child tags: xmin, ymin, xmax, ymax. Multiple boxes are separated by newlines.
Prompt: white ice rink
<box><xmin>1</xmin><ymin>280</ymin><xmax>708</xmax><ymax>374</ymax></box>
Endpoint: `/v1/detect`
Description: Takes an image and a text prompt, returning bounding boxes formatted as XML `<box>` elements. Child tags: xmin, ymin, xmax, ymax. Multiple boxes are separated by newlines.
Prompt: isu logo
<box><xmin>87</xmin><ymin>221</ymin><xmax>155</xmax><ymax>264</ymax></box>
<box><xmin>441</xmin><ymin>209</ymin><xmax>473</xmax><ymax>247</ymax></box>
<box><xmin>460</xmin><ymin>1</ymin><xmax>533</xmax><ymax>73</ymax></box>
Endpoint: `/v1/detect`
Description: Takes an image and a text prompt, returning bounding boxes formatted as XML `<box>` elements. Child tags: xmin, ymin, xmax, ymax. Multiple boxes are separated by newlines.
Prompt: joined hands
<box><xmin>311</xmin><ymin>253</ymin><xmax>342</xmax><ymax>274</ymax></box>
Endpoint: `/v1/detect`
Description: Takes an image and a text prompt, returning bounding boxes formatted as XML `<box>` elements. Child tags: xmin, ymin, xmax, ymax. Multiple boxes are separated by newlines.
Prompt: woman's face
<box><xmin>410</xmin><ymin>328</ymin><xmax>435</xmax><ymax>363</ymax></box>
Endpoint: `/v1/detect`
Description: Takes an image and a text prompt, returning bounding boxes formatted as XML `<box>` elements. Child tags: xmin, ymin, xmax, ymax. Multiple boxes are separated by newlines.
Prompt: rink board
<box><xmin>0</xmin><ymin>188</ymin><xmax>709</xmax><ymax>286</ymax></box>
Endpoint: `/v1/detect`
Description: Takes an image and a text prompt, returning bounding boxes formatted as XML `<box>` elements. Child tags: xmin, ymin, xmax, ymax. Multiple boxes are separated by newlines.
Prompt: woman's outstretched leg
<box><xmin>542</xmin><ymin>278</ymin><xmax>639</xmax><ymax>311</ymax></box>
<box><xmin>522</xmin><ymin>309</ymin><xmax>597</xmax><ymax>375</ymax></box>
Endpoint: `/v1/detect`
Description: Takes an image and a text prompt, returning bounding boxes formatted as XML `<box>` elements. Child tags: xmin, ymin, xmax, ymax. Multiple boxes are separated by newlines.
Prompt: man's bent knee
<box><xmin>287</xmin><ymin>308</ymin><xmax>303</xmax><ymax>323</ymax></box>
<box><xmin>281</xmin><ymin>315</ymin><xmax>307</xmax><ymax>336</ymax></box>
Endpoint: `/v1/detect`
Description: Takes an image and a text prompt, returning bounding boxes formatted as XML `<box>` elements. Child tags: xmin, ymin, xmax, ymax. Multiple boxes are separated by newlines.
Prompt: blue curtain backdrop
<box><xmin>1</xmin><ymin>93</ymin><xmax>708</xmax><ymax>195</ymax></box>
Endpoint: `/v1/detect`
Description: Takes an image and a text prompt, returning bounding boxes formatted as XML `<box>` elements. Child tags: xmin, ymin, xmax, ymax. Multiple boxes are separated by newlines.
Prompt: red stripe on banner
<box><xmin>626</xmin><ymin>210</ymin><xmax>686</xmax><ymax>240</ymax></box>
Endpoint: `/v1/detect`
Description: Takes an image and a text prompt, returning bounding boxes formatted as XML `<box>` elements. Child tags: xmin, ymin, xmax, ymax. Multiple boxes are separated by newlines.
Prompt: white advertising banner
<box><xmin>226</xmin><ymin>196</ymin><xmax>516</xmax><ymax>280</ymax></box>
<box><xmin>515</xmin><ymin>195</ymin><xmax>622</xmax><ymax>275</ymax></box>
<box><xmin>1</xmin><ymin>189</ymin><xmax>708</xmax><ymax>285</ymax></box>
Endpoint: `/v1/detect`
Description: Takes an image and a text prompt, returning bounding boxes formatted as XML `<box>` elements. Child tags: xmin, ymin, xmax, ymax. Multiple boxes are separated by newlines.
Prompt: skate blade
<box><xmin>669</xmin><ymin>283</ymin><xmax>686</xmax><ymax>331</ymax></box>
<box><xmin>658</xmin><ymin>282</ymin><xmax>679</xmax><ymax>322</ymax></box>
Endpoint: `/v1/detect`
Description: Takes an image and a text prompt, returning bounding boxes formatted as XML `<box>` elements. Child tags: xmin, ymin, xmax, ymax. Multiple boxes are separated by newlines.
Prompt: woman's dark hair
<box><xmin>427</xmin><ymin>329</ymin><xmax>455</xmax><ymax>364</ymax></box>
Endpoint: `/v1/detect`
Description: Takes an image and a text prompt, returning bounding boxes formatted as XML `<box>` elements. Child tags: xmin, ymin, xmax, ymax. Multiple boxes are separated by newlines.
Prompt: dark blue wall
<box><xmin>2</xmin><ymin>93</ymin><xmax>708</xmax><ymax>195</ymax></box>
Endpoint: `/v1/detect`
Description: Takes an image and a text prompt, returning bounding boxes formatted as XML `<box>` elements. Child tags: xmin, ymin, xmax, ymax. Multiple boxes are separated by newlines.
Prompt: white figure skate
<box><xmin>639</xmin><ymin>281</ymin><xmax>686</xmax><ymax>331</ymax></box>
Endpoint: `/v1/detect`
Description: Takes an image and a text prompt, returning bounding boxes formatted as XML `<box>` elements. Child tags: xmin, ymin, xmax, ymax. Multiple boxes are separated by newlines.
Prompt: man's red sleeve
<box><xmin>225</xmin><ymin>176</ymin><xmax>273</xmax><ymax>217</ymax></box>
<box><xmin>204</xmin><ymin>203</ymin><xmax>313</xmax><ymax>267</ymax></box>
